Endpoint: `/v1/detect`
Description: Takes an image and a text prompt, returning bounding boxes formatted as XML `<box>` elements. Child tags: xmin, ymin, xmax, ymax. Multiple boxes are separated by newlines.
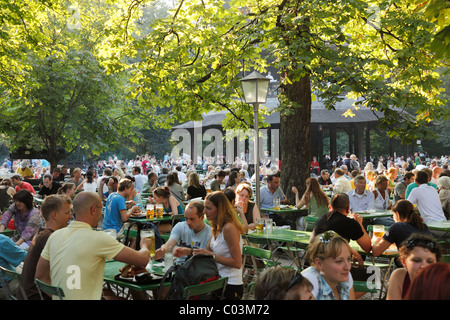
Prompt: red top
<box><xmin>15</xmin><ymin>181</ymin><xmax>36</xmax><ymax>194</ymax></box>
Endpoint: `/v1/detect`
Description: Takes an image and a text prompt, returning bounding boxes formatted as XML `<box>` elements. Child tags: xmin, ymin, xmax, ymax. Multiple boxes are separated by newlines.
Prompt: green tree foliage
<box><xmin>416</xmin><ymin>0</ymin><xmax>450</xmax><ymax>60</ymax></box>
<box><xmin>100</xmin><ymin>0</ymin><xmax>447</xmax><ymax>199</ymax></box>
<box><xmin>0</xmin><ymin>0</ymin><xmax>151</xmax><ymax>168</ymax></box>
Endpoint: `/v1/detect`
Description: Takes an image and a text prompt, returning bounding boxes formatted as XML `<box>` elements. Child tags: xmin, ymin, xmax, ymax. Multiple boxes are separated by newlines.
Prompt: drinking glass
<box><xmin>141</xmin><ymin>229</ymin><xmax>156</xmax><ymax>271</ymax></box>
<box><xmin>164</xmin><ymin>252</ymin><xmax>174</xmax><ymax>271</ymax></box>
<box><xmin>272</xmin><ymin>197</ymin><xmax>280</xmax><ymax>210</ymax></box>
<box><xmin>373</xmin><ymin>225</ymin><xmax>385</xmax><ymax>238</ymax></box>
<box><xmin>264</xmin><ymin>218</ymin><xmax>276</xmax><ymax>234</ymax></box>
<box><xmin>146</xmin><ymin>204</ymin><xmax>154</xmax><ymax>220</ymax></box>
<box><xmin>156</xmin><ymin>204</ymin><xmax>164</xmax><ymax>218</ymax></box>
<box><xmin>256</xmin><ymin>218</ymin><xmax>264</xmax><ymax>233</ymax></box>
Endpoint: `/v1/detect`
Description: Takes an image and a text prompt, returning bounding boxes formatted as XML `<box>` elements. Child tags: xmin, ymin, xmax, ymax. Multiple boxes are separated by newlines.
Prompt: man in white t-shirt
<box><xmin>407</xmin><ymin>170</ymin><xmax>446</xmax><ymax>223</ymax></box>
<box><xmin>176</xmin><ymin>166</ymin><xmax>187</xmax><ymax>185</ymax></box>
<box><xmin>132</xmin><ymin>166</ymin><xmax>148</xmax><ymax>192</ymax></box>
<box><xmin>154</xmin><ymin>201</ymin><xmax>211</xmax><ymax>264</ymax></box>
<box><xmin>333</xmin><ymin>169</ymin><xmax>352</xmax><ymax>195</ymax></box>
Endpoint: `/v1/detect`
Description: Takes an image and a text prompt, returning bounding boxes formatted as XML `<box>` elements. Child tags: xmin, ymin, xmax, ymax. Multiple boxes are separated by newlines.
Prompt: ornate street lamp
<box><xmin>239</xmin><ymin>71</ymin><xmax>270</xmax><ymax>208</ymax></box>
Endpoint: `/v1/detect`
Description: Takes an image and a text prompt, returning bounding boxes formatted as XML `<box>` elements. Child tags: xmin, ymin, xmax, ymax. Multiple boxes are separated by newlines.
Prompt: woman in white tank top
<box><xmin>76</xmin><ymin>170</ymin><xmax>97</xmax><ymax>193</ymax></box>
<box><xmin>194</xmin><ymin>191</ymin><xmax>245</xmax><ymax>300</ymax></box>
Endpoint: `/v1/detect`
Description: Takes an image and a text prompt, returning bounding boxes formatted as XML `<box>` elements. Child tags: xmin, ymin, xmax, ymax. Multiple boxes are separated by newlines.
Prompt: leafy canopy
<box><xmin>99</xmin><ymin>0</ymin><xmax>448</xmax><ymax>144</ymax></box>
<box><xmin>0</xmin><ymin>0</ymin><xmax>151</xmax><ymax>164</ymax></box>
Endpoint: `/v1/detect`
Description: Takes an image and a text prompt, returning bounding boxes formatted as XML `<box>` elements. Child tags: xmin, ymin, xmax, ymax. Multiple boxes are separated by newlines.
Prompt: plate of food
<box><xmin>115</xmin><ymin>264</ymin><xmax>153</xmax><ymax>283</ymax></box>
<box><xmin>119</xmin><ymin>264</ymin><xmax>148</xmax><ymax>277</ymax></box>
<box><xmin>132</xmin><ymin>212</ymin><xmax>146</xmax><ymax>218</ymax></box>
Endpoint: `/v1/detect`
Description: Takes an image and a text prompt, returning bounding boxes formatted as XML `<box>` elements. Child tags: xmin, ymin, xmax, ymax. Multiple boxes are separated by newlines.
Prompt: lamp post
<box><xmin>239</xmin><ymin>71</ymin><xmax>270</xmax><ymax>208</ymax></box>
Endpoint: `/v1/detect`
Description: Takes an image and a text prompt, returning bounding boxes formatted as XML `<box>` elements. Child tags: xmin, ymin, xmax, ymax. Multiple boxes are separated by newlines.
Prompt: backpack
<box><xmin>123</xmin><ymin>221</ymin><xmax>163</xmax><ymax>251</ymax></box>
<box><xmin>350</xmin><ymin>160</ymin><xmax>359</xmax><ymax>172</ymax></box>
<box><xmin>158</xmin><ymin>254</ymin><xmax>221</xmax><ymax>300</ymax></box>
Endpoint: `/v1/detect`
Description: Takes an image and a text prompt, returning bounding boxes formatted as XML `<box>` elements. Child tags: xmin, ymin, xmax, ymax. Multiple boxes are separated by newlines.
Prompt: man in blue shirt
<box><xmin>102</xmin><ymin>179</ymin><xmax>140</xmax><ymax>233</ymax></box>
<box><xmin>153</xmin><ymin>201</ymin><xmax>210</xmax><ymax>264</ymax></box>
<box><xmin>259</xmin><ymin>172</ymin><xmax>289</xmax><ymax>209</ymax></box>
<box><xmin>0</xmin><ymin>234</ymin><xmax>27</xmax><ymax>298</ymax></box>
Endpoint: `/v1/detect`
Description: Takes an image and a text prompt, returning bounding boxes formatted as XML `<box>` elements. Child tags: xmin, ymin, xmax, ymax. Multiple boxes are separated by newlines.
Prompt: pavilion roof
<box><xmin>173</xmin><ymin>96</ymin><xmax>384</xmax><ymax>129</ymax></box>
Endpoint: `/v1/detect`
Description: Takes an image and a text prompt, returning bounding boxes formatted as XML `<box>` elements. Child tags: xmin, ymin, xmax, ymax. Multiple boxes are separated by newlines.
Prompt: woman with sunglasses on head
<box><xmin>255</xmin><ymin>267</ymin><xmax>314</xmax><ymax>300</ymax></box>
<box><xmin>405</xmin><ymin>262</ymin><xmax>450</xmax><ymax>300</ymax></box>
<box><xmin>301</xmin><ymin>231</ymin><xmax>356</xmax><ymax>300</ymax></box>
<box><xmin>386</xmin><ymin>233</ymin><xmax>441</xmax><ymax>300</ymax></box>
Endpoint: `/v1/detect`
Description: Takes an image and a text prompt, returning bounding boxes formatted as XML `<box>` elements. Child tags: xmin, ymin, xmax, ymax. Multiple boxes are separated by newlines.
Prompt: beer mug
<box><xmin>256</xmin><ymin>218</ymin><xmax>264</xmax><ymax>233</ymax></box>
<box><xmin>272</xmin><ymin>197</ymin><xmax>280</xmax><ymax>210</ymax></box>
<box><xmin>264</xmin><ymin>218</ymin><xmax>276</xmax><ymax>234</ymax></box>
<box><xmin>373</xmin><ymin>225</ymin><xmax>385</xmax><ymax>238</ymax></box>
<box><xmin>164</xmin><ymin>252</ymin><xmax>174</xmax><ymax>271</ymax></box>
<box><xmin>140</xmin><ymin>229</ymin><xmax>156</xmax><ymax>257</ymax></box>
<box><xmin>146</xmin><ymin>204</ymin><xmax>154</xmax><ymax>220</ymax></box>
<box><xmin>156</xmin><ymin>204</ymin><xmax>164</xmax><ymax>218</ymax></box>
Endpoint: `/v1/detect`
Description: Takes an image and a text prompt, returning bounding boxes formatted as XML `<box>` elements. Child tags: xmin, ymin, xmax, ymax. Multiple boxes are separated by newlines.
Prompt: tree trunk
<box><xmin>280</xmin><ymin>74</ymin><xmax>311</xmax><ymax>204</ymax></box>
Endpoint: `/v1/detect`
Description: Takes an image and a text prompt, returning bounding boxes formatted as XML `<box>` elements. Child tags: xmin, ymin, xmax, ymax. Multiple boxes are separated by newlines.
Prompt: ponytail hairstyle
<box><xmin>86</xmin><ymin>170</ymin><xmax>94</xmax><ymax>184</ymax></box>
<box><xmin>153</xmin><ymin>186</ymin><xmax>171</xmax><ymax>199</ymax></box>
<box><xmin>57</xmin><ymin>182</ymin><xmax>76</xmax><ymax>195</ymax></box>
<box><xmin>391</xmin><ymin>199</ymin><xmax>424</xmax><ymax>231</ymax></box>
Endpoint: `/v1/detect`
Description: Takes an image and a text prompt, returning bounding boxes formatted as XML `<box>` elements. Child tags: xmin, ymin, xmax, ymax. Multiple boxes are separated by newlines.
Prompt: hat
<box><xmin>20</xmin><ymin>161</ymin><xmax>27</xmax><ymax>168</ymax></box>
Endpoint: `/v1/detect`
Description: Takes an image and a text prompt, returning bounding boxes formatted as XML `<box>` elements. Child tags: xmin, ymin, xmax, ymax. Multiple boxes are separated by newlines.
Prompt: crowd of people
<box><xmin>0</xmin><ymin>149</ymin><xmax>449</xmax><ymax>301</ymax></box>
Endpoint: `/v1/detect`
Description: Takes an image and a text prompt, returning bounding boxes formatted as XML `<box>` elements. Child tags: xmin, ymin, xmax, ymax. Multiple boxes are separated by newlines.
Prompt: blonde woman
<box><xmin>366</xmin><ymin>170</ymin><xmax>377</xmax><ymax>191</ymax></box>
<box><xmin>194</xmin><ymin>191</ymin><xmax>245</xmax><ymax>300</ymax></box>
<box><xmin>186</xmin><ymin>172</ymin><xmax>207</xmax><ymax>200</ymax></box>
<box><xmin>363</xmin><ymin>162</ymin><xmax>374</xmax><ymax>177</ymax></box>
<box><xmin>376</xmin><ymin>161</ymin><xmax>386</xmax><ymax>175</ymax></box>
<box><xmin>438</xmin><ymin>176</ymin><xmax>450</xmax><ymax>218</ymax></box>
<box><xmin>113</xmin><ymin>167</ymin><xmax>125</xmax><ymax>180</ymax></box>
<box><xmin>234</xmin><ymin>183</ymin><xmax>261</xmax><ymax>230</ymax></box>
<box><xmin>385</xmin><ymin>167</ymin><xmax>398</xmax><ymax>193</ymax></box>
<box><xmin>301</xmin><ymin>231</ymin><xmax>355</xmax><ymax>300</ymax></box>
<box><xmin>373</xmin><ymin>175</ymin><xmax>391</xmax><ymax>210</ymax></box>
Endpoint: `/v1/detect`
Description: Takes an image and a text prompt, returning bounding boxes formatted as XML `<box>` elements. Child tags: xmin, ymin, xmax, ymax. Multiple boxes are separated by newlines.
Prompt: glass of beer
<box><xmin>256</xmin><ymin>218</ymin><xmax>264</xmax><ymax>233</ymax></box>
<box><xmin>272</xmin><ymin>197</ymin><xmax>280</xmax><ymax>210</ymax></box>
<box><xmin>156</xmin><ymin>204</ymin><xmax>164</xmax><ymax>218</ymax></box>
<box><xmin>141</xmin><ymin>228</ymin><xmax>156</xmax><ymax>272</ymax></box>
<box><xmin>146</xmin><ymin>204</ymin><xmax>154</xmax><ymax>220</ymax></box>
<box><xmin>265</xmin><ymin>218</ymin><xmax>275</xmax><ymax>234</ymax></box>
<box><xmin>164</xmin><ymin>252</ymin><xmax>174</xmax><ymax>271</ymax></box>
<box><xmin>373</xmin><ymin>225</ymin><xmax>385</xmax><ymax>238</ymax></box>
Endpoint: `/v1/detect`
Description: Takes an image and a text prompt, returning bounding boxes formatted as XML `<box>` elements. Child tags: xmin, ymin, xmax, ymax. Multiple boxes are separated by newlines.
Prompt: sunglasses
<box><xmin>319</xmin><ymin>230</ymin><xmax>337</xmax><ymax>244</ymax></box>
<box><xmin>286</xmin><ymin>270</ymin><xmax>304</xmax><ymax>292</ymax></box>
<box><xmin>405</xmin><ymin>238</ymin><xmax>437</xmax><ymax>252</ymax></box>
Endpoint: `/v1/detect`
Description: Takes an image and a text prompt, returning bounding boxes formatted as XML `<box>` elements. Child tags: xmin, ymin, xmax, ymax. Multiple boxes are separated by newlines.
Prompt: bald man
<box><xmin>35</xmin><ymin>191</ymin><xmax>152</xmax><ymax>300</ymax></box>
